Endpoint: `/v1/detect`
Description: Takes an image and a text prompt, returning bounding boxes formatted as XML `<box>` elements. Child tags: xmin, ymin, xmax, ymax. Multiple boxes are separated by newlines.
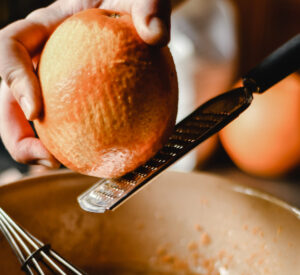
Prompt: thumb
<box><xmin>131</xmin><ymin>0</ymin><xmax>171</xmax><ymax>46</ymax></box>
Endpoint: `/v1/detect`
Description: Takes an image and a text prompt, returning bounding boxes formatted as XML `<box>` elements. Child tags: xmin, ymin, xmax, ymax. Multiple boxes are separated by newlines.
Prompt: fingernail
<box><xmin>19</xmin><ymin>96</ymin><xmax>33</xmax><ymax>120</ymax></box>
<box><xmin>37</xmin><ymin>159</ymin><xmax>53</xmax><ymax>168</ymax></box>
<box><xmin>148</xmin><ymin>17</ymin><xmax>169</xmax><ymax>44</ymax></box>
<box><xmin>148</xmin><ymin>17</ymin><xmax>163</xmax><ymax>34</ymax></box>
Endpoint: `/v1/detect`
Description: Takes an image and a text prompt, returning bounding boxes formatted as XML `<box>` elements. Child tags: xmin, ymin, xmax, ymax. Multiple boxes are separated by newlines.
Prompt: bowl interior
<box><xmin>0</xmin><ymin>170</ymin><xmax>299</xmax><ymax>274</ymax></box>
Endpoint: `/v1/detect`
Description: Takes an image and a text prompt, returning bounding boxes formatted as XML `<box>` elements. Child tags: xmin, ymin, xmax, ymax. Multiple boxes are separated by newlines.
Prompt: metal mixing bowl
<box><xmin>0</xmin><ymin>170</ymin><xmax>299</xmax><ymax>274</ymax></box>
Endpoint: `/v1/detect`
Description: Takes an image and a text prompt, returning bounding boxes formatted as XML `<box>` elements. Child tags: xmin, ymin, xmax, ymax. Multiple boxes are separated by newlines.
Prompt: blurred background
<box><xmin>0</xmin><ymin>0</ymin><xmax>299</xmax><ymax>205</ymax></box>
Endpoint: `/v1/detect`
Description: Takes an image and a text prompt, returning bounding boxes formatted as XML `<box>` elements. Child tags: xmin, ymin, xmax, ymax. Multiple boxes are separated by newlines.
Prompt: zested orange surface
<box><xmin>35</xmin><ymin>9</ymin><xmax>178</xmax><ymax>178</ymax></box>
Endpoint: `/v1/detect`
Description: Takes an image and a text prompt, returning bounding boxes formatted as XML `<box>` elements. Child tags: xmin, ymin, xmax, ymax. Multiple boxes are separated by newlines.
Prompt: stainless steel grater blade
<box><xmin>78</xmin><ymin>34</ymin><xmax>299</xmax><ymax>213</ymax></box>
<box><xmin>78</xmin><ymin>87</ymin><xmax>252</xmax><ymax>213</ymax></box>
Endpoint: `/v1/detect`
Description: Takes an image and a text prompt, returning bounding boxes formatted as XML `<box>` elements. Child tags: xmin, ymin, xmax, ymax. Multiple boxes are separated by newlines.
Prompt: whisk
<box><xmin>0</xmin><ymin>208</ymin><xmax>86</xmax><ymax>275</ymax></box>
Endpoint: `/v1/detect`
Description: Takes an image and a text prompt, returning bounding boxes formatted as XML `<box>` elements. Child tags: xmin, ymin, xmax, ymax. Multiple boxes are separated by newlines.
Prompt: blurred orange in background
<box><xmin>220</xmin><ymin>73</ymin><xmax>300</xmax><ymax>178</ymax></box>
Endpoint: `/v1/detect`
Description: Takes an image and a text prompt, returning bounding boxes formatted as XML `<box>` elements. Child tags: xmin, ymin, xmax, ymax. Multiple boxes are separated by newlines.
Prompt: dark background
<box><xmin>0</xmin><ymin>0</ymin><xmax>52</xmax><ymax>28</ymax></box>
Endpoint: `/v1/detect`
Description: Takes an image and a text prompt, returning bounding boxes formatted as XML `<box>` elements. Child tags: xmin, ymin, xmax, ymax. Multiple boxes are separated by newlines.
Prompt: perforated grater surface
<box><xmin>78</xmin><ymin>34</ymin><xmax>300</xmax><ymax>213</ymax></box>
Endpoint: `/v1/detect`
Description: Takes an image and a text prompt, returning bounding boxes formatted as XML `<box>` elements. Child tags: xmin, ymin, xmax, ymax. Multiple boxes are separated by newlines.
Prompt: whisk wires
<box><xmin>0</xmin><ymin>208</ymin><xmax>85</xmax><ymax>275</ymax></box>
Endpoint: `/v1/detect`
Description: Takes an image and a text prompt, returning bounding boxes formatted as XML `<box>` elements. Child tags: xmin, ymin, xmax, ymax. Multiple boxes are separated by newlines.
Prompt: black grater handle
<box><xmin>243</xmin><ymin>33</ymin><xmax>300</xmax><ymax>93</ymax></box>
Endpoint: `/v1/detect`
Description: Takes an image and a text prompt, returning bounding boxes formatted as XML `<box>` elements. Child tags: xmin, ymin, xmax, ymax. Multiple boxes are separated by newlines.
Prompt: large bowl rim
<box><xmin>1</xmin><ymin>169</ymin><xmax>299</xmax><ymax>219</ymax></box>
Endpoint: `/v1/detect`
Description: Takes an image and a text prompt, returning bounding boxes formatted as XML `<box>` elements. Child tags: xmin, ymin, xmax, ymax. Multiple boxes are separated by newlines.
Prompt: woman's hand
<box><xmin>0</xmin><ymin>0</ymin><xmax>171</xmax><ymax>168</ymax></box>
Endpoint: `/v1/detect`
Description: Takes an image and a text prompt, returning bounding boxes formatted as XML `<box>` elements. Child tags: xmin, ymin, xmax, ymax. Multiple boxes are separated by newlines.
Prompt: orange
<box><xmin>219</xmin><ymin>74</ymin><xmax>300</xmax><ymax>178</ymax></box>
<box><xmin>35</xmin><ymin>9</ymin><xmax>178</xmax><ymax>178</ymax></box>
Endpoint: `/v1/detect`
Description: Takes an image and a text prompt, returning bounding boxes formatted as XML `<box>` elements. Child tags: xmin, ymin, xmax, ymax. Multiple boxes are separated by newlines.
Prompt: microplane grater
<box><xmin>78</xmin><ymin>34</ymin><xmax>300</xmax><ymax>213</ymax></box>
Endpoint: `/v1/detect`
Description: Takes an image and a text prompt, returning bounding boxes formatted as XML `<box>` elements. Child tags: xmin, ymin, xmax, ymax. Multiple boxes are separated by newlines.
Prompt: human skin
<box><xmin>0</xmin><ymin>0</ymin><xmax>171</xmax><ymax>168</ymax></box>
